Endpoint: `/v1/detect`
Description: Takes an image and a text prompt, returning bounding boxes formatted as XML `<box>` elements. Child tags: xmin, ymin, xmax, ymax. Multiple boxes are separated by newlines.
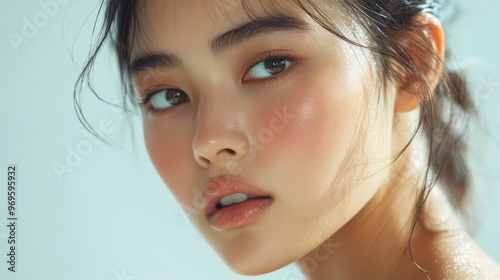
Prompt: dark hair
<box><xmin>75</xmin><ymin>0</ymin><xmax>475</xmax><ymax>275</ymax></box>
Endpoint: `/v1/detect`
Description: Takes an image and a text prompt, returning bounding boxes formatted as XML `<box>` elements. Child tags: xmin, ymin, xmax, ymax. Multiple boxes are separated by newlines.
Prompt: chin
<box><xmin>222</xmin><ymin>250</ymin><xmax>291</xmax><ymax>276</ymax></box>
<box><xmin>203</xmin><ymin>225</ymin><xmax>298</xmax><ymax>276</ymax></box>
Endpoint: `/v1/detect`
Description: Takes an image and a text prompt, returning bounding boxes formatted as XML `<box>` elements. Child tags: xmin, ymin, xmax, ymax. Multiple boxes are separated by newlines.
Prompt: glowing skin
<box><xmin>129</xmin><ymin>0</ymin><xmax>500</xmax><ymax>279</ymax></box>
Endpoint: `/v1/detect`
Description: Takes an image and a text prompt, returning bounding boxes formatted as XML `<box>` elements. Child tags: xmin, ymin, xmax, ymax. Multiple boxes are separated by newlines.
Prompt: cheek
<box><xmin>259</xmin><ymin>52</ymin><xmax>382</xmax><ymax>231</ymax></box>
<box><xmin>143</xmin><ymin>119</ymin><xmax>197</xmax><ymax>205</ymax></box>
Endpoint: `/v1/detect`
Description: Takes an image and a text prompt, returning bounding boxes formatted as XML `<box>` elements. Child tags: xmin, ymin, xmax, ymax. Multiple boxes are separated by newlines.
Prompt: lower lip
<box><xmin>208</xmin><ymin>198</ymin><xmax>273</xmax><ymax>230</ymax></box>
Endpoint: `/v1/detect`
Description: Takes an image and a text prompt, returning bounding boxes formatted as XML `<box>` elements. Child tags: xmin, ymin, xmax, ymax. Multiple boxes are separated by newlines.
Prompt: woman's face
<box><xmin>131</xmin><ymin>0</ymin><xmax>397</xmax><ymax>275</ymax></box>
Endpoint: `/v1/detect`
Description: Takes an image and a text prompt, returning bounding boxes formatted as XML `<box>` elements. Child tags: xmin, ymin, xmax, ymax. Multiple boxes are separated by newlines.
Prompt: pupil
<box><xmin>265</xmin><ymin>59</ymin><xmax>286</xmax><ymax>74</ymax></box>
<box><xmin>168</xmin><ymin>91</ymin><xmax>182</xmax><ymax>104</ymax></box>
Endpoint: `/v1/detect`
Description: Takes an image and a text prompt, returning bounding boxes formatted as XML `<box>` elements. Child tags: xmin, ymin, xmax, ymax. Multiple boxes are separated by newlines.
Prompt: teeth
<box><xmin>218</xmin><ymin>193</ymin><xmax>256</xmax><ymax>207</ymax></box>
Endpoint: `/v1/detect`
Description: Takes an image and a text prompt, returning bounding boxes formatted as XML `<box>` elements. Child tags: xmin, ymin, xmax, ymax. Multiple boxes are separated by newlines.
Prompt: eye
<box><xmin>245</xmin><ymin>56</ymin><xmax>293</xmax><ymax>81</ymax></box>
<box><xmin>140</xmin><ymin>88</ymin><xmax>190</xmax><ymax>111</ymax></box>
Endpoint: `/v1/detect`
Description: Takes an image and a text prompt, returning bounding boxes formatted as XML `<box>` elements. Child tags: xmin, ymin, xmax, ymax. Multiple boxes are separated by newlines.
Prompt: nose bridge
<box><xmin>192</xmin><ymin>85</ymin><xmax>251</xmax><ymax>168</ymax></box>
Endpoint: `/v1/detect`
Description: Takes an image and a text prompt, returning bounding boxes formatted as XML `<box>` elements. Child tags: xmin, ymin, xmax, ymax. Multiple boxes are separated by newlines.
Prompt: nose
<box><xmin>192</xmin><ymin>97</ymin><xmax>251</xmax><ymax>170</ymax></box>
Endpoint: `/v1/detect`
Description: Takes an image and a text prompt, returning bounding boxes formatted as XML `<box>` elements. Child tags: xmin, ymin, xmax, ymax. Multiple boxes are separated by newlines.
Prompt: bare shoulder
<box><xmin>436</xmin><ymin>230</ymin><xmax>500</xmax><ymax>280</ymax></box>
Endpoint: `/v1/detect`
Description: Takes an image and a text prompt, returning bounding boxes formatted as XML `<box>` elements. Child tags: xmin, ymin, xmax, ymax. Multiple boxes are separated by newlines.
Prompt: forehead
<box><xmin>134</xmin><ymin>0</ymin><xmax>304</xmax><ymax>31</ymax></box>
<box><xmin>130</xmin><ymin>0</ymin><xmax>324</xmax><ymax>57</ymax></box>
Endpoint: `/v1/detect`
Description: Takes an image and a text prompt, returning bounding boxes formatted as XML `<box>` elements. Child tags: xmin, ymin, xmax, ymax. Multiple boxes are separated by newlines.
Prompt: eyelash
<box><xmin>137</xmin><ymin>88</ymin><xmax>182</xmax><ymax>114</ymax></box>
<box><xmin>243</xmin><ymin>51</ymin><xmax>295</xmax><ymax>85</ymax></box>
<box><xmin>137</xmin><ymin>51</ymin><xmax>296</xmax><ymax>116</ymax></box>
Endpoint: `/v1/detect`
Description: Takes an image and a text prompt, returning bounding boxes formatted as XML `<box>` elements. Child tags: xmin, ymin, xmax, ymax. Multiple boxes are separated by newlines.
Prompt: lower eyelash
<box><xmin>244</xmin><ymin>54</ymin><xmax>296</xmax><ymax>86</ymax></box>
<box><xmin>136</xmin><ymin>90</ymin><xmax>173</xmax><ymax>116</ymax></box>
<box><xmin>136</xmin><ymin>52</ymin><xmax>296</xmax><ymax>116</ymax></box>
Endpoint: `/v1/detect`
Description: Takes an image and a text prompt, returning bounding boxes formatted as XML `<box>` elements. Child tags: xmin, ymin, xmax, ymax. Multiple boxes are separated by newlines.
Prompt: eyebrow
<box><xmin>128</xmin><ymin>15</ymin><xmax>310</xmax><ymax>78</ymax></box>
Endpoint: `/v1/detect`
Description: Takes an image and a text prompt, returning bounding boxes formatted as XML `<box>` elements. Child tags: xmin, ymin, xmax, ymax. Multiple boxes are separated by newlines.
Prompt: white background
<box><xmin>0</xmin><ymin>0</ymin><xmax>499</xmax><ymax>279</ymax></box>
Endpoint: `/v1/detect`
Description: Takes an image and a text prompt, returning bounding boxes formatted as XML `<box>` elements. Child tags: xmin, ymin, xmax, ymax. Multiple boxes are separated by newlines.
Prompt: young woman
<box><xmin>75</xmin><ymin>0</ymin><xmax>500</xmax><ymax>279</ymax></box>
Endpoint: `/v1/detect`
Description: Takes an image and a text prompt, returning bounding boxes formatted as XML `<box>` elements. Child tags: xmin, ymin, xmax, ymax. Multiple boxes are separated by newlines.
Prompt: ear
<box><xmin>394</xmin><ymin>13</ymin><xmax>445</xmax><ymax>113</ymax></box>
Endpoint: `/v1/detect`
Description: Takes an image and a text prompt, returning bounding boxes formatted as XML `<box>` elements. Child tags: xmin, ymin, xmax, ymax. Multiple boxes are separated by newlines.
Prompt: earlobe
<box><xmin>394</xmin><ymin>13</ymin><xmax>446</xmax><ymax>113</ymax></box>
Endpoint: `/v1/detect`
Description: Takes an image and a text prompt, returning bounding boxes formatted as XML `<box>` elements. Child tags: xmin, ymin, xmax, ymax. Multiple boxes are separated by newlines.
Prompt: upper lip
<box><xmin>202</xmin><ymin>175</ymin><xmax>272</xmax><ymax>216</ymax></box>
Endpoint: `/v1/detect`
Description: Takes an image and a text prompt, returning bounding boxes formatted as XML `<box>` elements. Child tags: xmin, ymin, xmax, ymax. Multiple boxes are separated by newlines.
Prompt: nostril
<box><xmin>218</xmin><ymin>148</ymin><xmax>236</xmax><ymax>156</ymax></box>
<box><xmin>196</xmin><ymin>156</ymin><xmax>211</xmax><ymax>168</ymax></box>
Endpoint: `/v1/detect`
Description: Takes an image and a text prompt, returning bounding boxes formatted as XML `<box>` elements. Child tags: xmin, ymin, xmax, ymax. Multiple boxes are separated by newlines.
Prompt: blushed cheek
<box><xmin>279</xmin><ymin>91</ymin><xmax>358</xmax><ymax>166</ymax></box>
<box><xmin>143</xmin><ymin>123</ymin><xmax>195</xmax><ymax>203</ymax></box>
<box><xmin>260</xmin><ymin>75</ymin><xmax>367</xmax><ymax>218</ymax></box>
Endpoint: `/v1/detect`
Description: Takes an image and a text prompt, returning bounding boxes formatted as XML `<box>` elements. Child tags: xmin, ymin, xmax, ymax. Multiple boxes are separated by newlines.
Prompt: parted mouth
<box><xmin>202</xmin><ymin>176</ymin><xmax>273</xmax><ymax>217</ymax></box>
<box><xmin>215</xmin><ymin>193</ymin><xmax>270</xmax><ymax>209</ymax></box>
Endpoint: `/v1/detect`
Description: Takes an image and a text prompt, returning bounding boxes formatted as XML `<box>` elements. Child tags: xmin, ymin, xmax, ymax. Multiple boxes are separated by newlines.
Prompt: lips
<box><xmin>202</xmin><ymin>176</ymin><xmax>273</xmax><ymax>230</ymax></box>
